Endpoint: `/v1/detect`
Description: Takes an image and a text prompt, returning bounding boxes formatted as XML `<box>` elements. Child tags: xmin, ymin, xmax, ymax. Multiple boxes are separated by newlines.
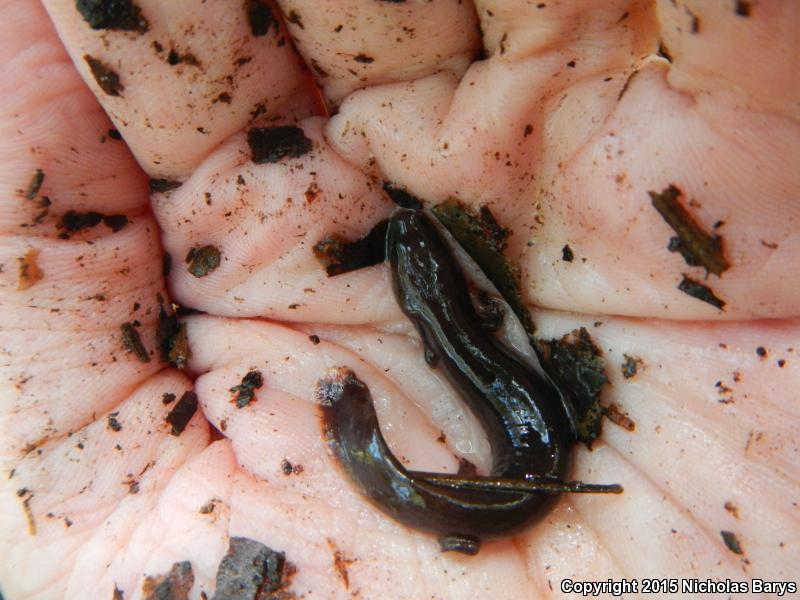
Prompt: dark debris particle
<box><xmin>17</xmin><ymin>249</ymin><xmax>44</xmax><ymax>291</ymax></box>
<box><xmin>720</xmin><ymin>530</ymin><xmax>744</xmax><ymax>555</ymax></box>
<box><xmin>756</xmin><ymin>346</ymin><xmax>767</xmax><ymax>358</ymax></box>
<box><xmin>165</xmin><ymin>391</ymin><xmax>198</xmax><ymax>436</ymax></box>
<box><xmin>281</xmin><ymin>459</ymin><xmax>294</xmax><ymax>475</ymax></box>
<box><xmin>456</xmin><ymin>457</ymin><xmax>478</xmax><ymax>477</ymax></box>
<box><xmin>621</xmin><ymin>354</ymin><xmax>643</xmax><ymax>379</ymax></box>
<box><xmin>309</xmin><ymin>334</ymin><xmax>320</xmax><ymax>345</ymax></box>
<box><xmin>211</xmin><ymin>537</ymin><xmax>293</xmax><ymax>600</ymax></box>
<box><xmin>108</xmin><ymin>128</ymin><xmax>122</xmax><ymax>140</ymax></box>
<box><xmin>121</xmin><ymin>322</ymin><xmax>151</xmax><ymax>363</ymax></box>
<box><xmin>162</xmin><ymin>252</ymin><xmax>172</xmax><ymax>277</ymax></box>
<box><xmin>561</xmin><ymin>244</ymin><xmax>574</xmax><ymax>262</ymax></box>
<box><xmin>84</xmin><ymin>55</ymin><xmax>124</xmax><ymax>96</ymax></box>
<box><xmin>166</xmin><ymin>49</ymin><xmax>200</xmax><ymax>67</ymax></box>
<box><xmin>649</xmin><ymin>184</ymin><xmax>729</xmax><ymax>276</ymax></box>
<box><xmin>142</xmin><ymin>561</ymin><xmax>194</xmax><ymax>600</ymax></box>
<box><xmin>433</xmin><ymin>199</ymin><xmax>535</xmax><ymax>339</ymax></box>
<box><xmin>76</xmin><ymin>0</ymin><xmax>148</xmax><ymax>32</ymax></box>
<box><xmin>107</xmin><ymin>412</ymin><xmax>122</xmax><ymax>432</ymax></box>
<box><xmin>604</xmin><ymin>403</ymin><xmax>635</xmax><ymax>432</ymax></box>
<box><xmin>328</xmin><ymin>539</ymin><xmax>354</xmax><ymax>590</ymax></box>
<box><xmin>383</xmin><ymin>181</ymin><xmax>423</xmax><ymax>209</ymax></box>
<box><xmin>678</xmin><ymin>275</ymin><xmax>726</xmax><ymax>310</ymax></box>
<box><xmin>286</xmin><ymin>9</ymin><xmax>304</xmax><ymax>29</ymax></box>
<box><xmin>103</xmin><ymin>214</ymin><xmax>129</xmax><ymax>232</ymax></box>
<box><xmin>246</xmin><ymin>0</ymin><xmax>275</xmax><ymax>36</ymax></box>
<box><xmin>778</xmin><ymin>359</ymin><xmax>786</xmax><ymax>368</ymax></box>
<box><xmin>724</xmin><ymin>501</ymin><xmax>740</xmax><ymax>518</ymax></box>
<box><xmin>310</xmin><ymin>58</ymin><xmax>329</xmax><ymax>78</ymax></box>
<box><xmin>734</xmin><ymin>1</ymin><xmax>751</xmax><ymax>17</ymax></box>
<box><xmin>230</xmin><ymin>370</ymin><xmax>264</xmax><ymax>408</ymax></box>
<box><xmin>149</xmin><ymin>178</ymin><xmax>182</xmax><ymax>193</ymax></box>
<box><xmin>162</xmin><ymin>392</ymin><xmax>176</xmax><ymax>405</ymax></box>
<box><xmin>59</xmin><ymin>210</ymin><xmax>102</xmax><ymax>233</ymax></box>
<box><xmin>24</xmin><ymin>169</ymin><xmax>45</xmax><ymax>200</ymax></box>
<box><xmin>536</xmin><ymin>327</ymin><xmax>608</xmax><ymax>445</ymax></box>
<box><xmin>157</xmin><ymin>304</ymin><xmax>191</xmax><ymax>369</ymax></box>
<box><xmin>199</xmin><ymin>499</ymin><xmax>216</xmax><ymax>514</ymax></box>
<box><xmin>247</xmin><ymin>126</ymin><xmax>313</xmax><ymax>164</ymax></box>
<box><xmin>186</xmin><ymin>245</ymin><xmax>221</xmax><ymax>278</ymax></box>
<box><xmin>353</xmin><ymin>53</ymin><xmax>374</xmax><ymax>64</ymax></box>
<box><xmin>113</xmin><ymin>584</ymin><xmax>124</xmax><ymax>600</ymax></box>
<box><xmin>313</xmin><ymin>220</ymin><xmax>388</xmax><ymax>277</ymax></box>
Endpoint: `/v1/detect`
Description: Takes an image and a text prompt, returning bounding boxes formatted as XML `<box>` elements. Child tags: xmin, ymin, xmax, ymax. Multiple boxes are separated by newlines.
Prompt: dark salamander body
<box><xmin>318</xmin><ymin>208</ymin><xmax>618</xmax><ymax>555</ymax></box>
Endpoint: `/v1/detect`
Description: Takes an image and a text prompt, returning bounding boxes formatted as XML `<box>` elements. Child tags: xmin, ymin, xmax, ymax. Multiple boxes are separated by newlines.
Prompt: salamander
<box><xmin>317</xmin><ymin>207</ymin><xmax>620</xmax><ymax>555</ymax></box>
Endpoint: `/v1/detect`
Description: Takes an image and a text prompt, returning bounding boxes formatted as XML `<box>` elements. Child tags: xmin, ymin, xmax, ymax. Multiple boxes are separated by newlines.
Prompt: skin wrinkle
<box><xmin>569</xmin><ymin>443</ymin><xmax>745</xmax><ymax>576</ymax></box>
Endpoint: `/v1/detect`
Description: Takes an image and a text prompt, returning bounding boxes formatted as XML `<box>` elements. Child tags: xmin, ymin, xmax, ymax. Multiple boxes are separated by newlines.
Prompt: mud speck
<box><xmin>17</xmin><ymin>249</ymin><xmax>44</xmax><ymax>291</ymax></box>
<box><xmin>186</xmin><ymin>245</ymin><xmax>221</xmax><ymax>278</ymax></box>
<box><xmin>84</xmin><ymin>55</ymin><xmax>124</xmax><ymax>96</ymax></box>
<box><xmin>142</xmin><ymin>561</ymin><xmax>194</xmax><ymax>600</ymax></box>
<box><xmin>247</xmin><ymin>126</ymin><xmax>313</xmax><ymax>164</ymax></box>
<box><xmin>212</xmin><ymin>537</ymin><xmax>296</xmax><ymax>600</ymax></box>
<box><xmin>165</xmin><ymin>391</ymin><xmax>198</xmax><ymax>436</ymax></box>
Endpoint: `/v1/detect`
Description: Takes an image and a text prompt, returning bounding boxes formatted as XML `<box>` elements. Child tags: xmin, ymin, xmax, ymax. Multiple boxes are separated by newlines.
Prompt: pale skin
<box><xmin>0</xmin><ymin>0</ymin><xmax>798</xmax><ymax>598</ymax></box>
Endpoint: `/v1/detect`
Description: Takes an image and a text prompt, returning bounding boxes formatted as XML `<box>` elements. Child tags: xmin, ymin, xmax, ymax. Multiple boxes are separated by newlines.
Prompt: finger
<box><xmin>43</xmin><ymin>0</ymin><xmax>321</xmax><ymax>178</ymax></box>
<box><xmin>327</xmin><ymin>2</ymin><xmax>800</xmax><ymax>320</ymax></box>
<box><xmin>153</xmin><ymin>117</ymin><xmax>398</xmax><ymax>325</ymax></box>
<box><xmin>0</xmin><ymin>0</ymin><xmax>174</xmax><ymax>458</ymax></box>
<box><xmin>275</xmin><ymin>0</ymin><xmax>481</xmax><ymax>104</ymax></box>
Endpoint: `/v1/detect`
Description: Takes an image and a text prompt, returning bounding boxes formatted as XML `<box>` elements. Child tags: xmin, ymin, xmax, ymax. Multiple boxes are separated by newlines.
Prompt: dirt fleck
<box><xmin>734</xmin><ymin>1</ymin><xmax>751</xmax><ymax>17</ymax></box>
<box><xmin>84</xmin><ymin>55</ymin><xmax>124</xmax><ymax>96</ymax></box>
<box><xmin>308</xmin><ymin>334</ymin><xmax>320</xmax><ymax>345</ymax></box>
<box><xmin>199</xmin><ymin>499</ymin><xmax>218</xmax><ymax>514</ymax></box>
<box><xmin>678</xmin><ymin>275</ymin><xmax>726</xmax><ymax>310</ymax></box>
<box><xmin>247</xmin><ymin>126</ymin><xmax>313</xmax><ymax>164</ymax></box>
<box><xmin>17</xmin><ymin>249</ymin><xmax>44</xmax><ymax>290</ymax></box>
<box><xmin>281</xmin><ymin>458</ymin><xmax>303</xmax><ymax>475</ymax></box>
<box><xmin>17</xmin><ymin>488</ymin><xmax>36</xmax><ymax>535</ymax></box>
<box><xmin>561</xmin><ymin>244</ymin><xmax>574</xmax><ymax>262</ymax></box>
<box><xmin>327</xmin><ymin>539</ymin><xmax>355</xmax><ymax>590</ymax></box>
<box><xmin>456</xmin><ymin>457</ymin><xmax>478</xmax><ymax>477</ymax></box>
<box><xmin>162</xmin><ymin>393</ymin><xmax>176</xmax><ymax>405</ymax></box>
<box><xmin>76</xmin><ymin>0</ymin><xmax>148</xmax><ymax>32</ymax></box>
<box><xmin>212</xmin><ymin>537</ymin><xmax>295</xmax><ymax>600</ymax></box>
<box><xmin>354</xmin><ymin>53</ymin><xmax>374</xmax><ymax>64</ymax></box>
<box><xmin>113</xmin><ymin>584</ymin><xmax>124</xmax><ymax>600</ymax></box>
<box><xmin>604</xmin><ymin>403</ymin><xmax>635</xmax><ymax>432</ymax></box>
<box><xmin>720</xmin><ymin>530</ymin><xmax>744</xmax><ymax>555</ymax></box>
<box><xmin>165</xmin><ymin>391</ymin><xmax>198</xmax><ymax>436</ymax></box>
<box><xmin>230</xmin><ymin>370</ymin><xmax>264</xmax><ymax>408</ymax></box>
<box><xmin>286</xmin><ymin>9</ymin><xmax>304</xmax><ymax>29</ymax></box>
<box><xmin>142</xmin><ymin>561</ymin><xmax>194</xmax><ymax>600</ymax></box>
<box><xmin>313</xmin><ymin>220</ymin><xmax>388</xmax><ymax>276</ymax></box>
<box><xmin>121</xmin><ymin>322</ymin><xmax>151</xmax><ymax>362</ymax></box>
<box><xmin>649</xmin><ymin>184</ymin><xmax>729</xmax><ymax>276</ymax></box>
<box><xmin>186</xmin><ymin>245</ymin><xmax>221</xmax><ymax>278</ymax></box>
<box><xmin>621</xmin><ymin>354</ymin><xmax>643</xmax><ymax>379</ymax></box>
<box><xmin>107</xmin><ymin>412</ymin><xmax>123</xmax><ymax>432</ymax></box>
<box><xmin>247</xmin><ymin>0</ymin><xmax>275</xmax><ymax>36</ymax></box>
<box><xmin>157</xmin><ymin>304</ymin><xmax>191</xmax><ymax>369</ymax></box>
<box><xmin>756</xmin><ymin>346</ymin><xmax>767</xmax><ymax>359</ymax></box>
<box><xmin>724</xmin><ymin>501</ymin><xmax>740</xmax><ymax>519</ymax></box>
<box><xmin>149</xmin><ymin>178</ymin><xmax>182</xmax><ymax>194</ymax></box>
<box><xmin>24</xmin><ymin>168</ymin><xmax>45</xmax><ymax>200</ymax></box>
<box><xmin>536</xmin><ymin>327</ymin><xmax>608</xmax><ymax>445</ymax></box>
<box><xmin>383</xmin><ymin>181</ymin><xmax>423</xmax><ymax>209</ymax></box>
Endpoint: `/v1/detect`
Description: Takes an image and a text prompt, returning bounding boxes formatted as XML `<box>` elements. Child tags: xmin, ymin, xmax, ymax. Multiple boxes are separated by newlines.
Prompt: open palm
<box><xmin>1</xmin><ymin>1</ymin><xmax>798</xmax><ymax>598</ymax></box>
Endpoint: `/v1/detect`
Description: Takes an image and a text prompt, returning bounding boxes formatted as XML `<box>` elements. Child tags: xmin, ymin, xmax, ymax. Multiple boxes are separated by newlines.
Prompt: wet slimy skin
<box><xmin>318</xmin><ymin>208</ymin><xmax>620</xmax><ymax>555</ymax></box>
